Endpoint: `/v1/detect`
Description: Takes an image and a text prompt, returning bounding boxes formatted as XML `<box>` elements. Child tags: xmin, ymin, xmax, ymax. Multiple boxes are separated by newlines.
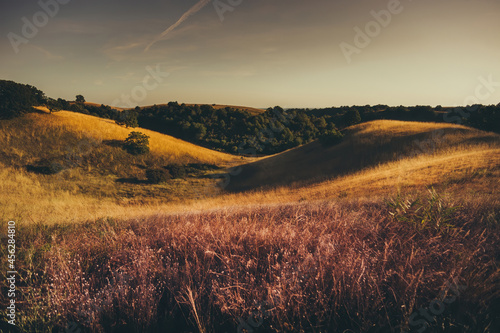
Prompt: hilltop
<box><xmin>226</xmin><ymin>120</ymin><xmax>500</xmax><ymax>194</ymax></box>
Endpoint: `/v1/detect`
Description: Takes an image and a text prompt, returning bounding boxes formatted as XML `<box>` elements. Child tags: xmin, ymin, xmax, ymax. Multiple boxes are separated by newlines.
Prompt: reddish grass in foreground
<box><xmin>4</xmin><ymin>194</ymin><xmax>500</xmax><ymax>332</ymax></box>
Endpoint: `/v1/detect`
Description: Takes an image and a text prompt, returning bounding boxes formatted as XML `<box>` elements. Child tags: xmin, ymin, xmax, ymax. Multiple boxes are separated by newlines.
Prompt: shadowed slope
<box><xmin>226</xmin><ymin>120</ymin><xmax>500</xmax><ymax>192</ymax></box>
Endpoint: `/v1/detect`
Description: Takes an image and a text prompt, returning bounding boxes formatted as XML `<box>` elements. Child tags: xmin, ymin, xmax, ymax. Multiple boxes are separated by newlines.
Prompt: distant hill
<box><xmin>185</xmin><ymin>104</ymin><xmax>265</xmax><ymax>115</ymax></box>
<box><xmin>134</xmin><ymin>103</ymin><xmax>265</xmax><ymax>115</ymax></box>
<box><xmin>226</xmin><ymin>120</ymin><xmax>500</xmax><ymax>192</ymax></box>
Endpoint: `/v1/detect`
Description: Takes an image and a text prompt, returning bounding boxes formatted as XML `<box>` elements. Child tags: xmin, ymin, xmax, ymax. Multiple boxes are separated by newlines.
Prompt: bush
<box><xmin>26</xmin><ymin>158</ymin><xmax>65</xmax><ymax>175</ymax></box>
<box><xmin>386</xmin><ymin>189</ymin><xmax>457</xmax><ymax>231</ymax></box>
<box><xmin>146</xmin><ymin>168</ymin><xmax>171</xmax><ymax>184</ymax></box>
<box><xmin>123</xmin><ymin>132</ymin><xmax>150</xmax><ymax>155</ymax></box>
<box><xmin>165</xmin><ymin>164</ymin><xmax>187</xmax><ymax>179</ymax></box>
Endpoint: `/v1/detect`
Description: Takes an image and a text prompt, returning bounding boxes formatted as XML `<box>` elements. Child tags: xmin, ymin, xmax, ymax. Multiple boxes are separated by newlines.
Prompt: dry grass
<box><xmin>45</xmin><ymin>111</ymin><xmax>239</xmax><ymax>165</ymax></box>
<box><xmin>0</xmin><ymin>110</ymin><xmax>247</xmax><ymax>224</ymax></box>
<box><xmin>226</xmin><ymin>120</ymin><xmax>500</xmax><ymax>192</ymax></box>
<box><xmin>1</xmin><ymin>113</ymin><xmax>499</xmax><ymax>332</ymax></box>
<box><xmin>1</xmin><ymin>115</ymin><xmax>498</xmax><ymax>225</ymax></box>
<box><xmin>5</xmin><ymin>194</ymin><xmax>499</xmax><ymax>332</ymax></box>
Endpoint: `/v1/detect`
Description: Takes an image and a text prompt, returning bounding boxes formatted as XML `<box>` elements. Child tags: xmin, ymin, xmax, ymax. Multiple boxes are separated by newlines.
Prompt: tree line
<box><xmin>1</xmin><ymin>79</ymin><xmax>498</xmax><ymax>156</ymax></box>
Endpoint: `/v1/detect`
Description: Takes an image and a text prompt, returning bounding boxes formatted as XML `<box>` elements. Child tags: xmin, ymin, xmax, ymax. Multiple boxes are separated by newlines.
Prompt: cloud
<box><xmin>201</xmin><ymin>69</ymin><xmax>255</xmax><ymax>78</ymax></box>
<box><xmin>144</xmin><ymin>0</ymin><xmax>212</xmax><ymax>52</ymax></box>
<box><xmin>29</xmin><ymin>45</ymin><xmax>64</xmax><ymax>61</ymax></box>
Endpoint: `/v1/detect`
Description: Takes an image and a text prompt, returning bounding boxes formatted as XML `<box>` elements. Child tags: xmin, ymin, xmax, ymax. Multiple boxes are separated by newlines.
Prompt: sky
<box><xmin>1</xmin><ymin>0</ymin><xmax>499</xmax><ymax>108</ymax></box>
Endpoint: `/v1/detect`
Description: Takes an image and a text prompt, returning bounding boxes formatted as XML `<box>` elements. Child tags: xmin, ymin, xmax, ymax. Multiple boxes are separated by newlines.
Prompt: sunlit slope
<box><xmin>47</xmin><ymin>110</ymin><xmax>237</xmax><ymax>164</ymax></box>
<box><xmin>0</xmin><ymin>110</ymin><xmax>243</xmax><ymax>224</ymax></box>
<box><xmin>226</xmin><ymin>120</ymin><xmax>500</xmax><ymax>192</ymax></box>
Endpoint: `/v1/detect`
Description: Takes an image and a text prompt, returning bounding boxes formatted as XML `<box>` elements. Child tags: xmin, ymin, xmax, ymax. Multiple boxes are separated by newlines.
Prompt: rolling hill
<box><xmin>0</xmin><ymin>109</ymin><xmax>247</xmax><ymax>224</ymax></box>
<box><xmin>1</xmin><ymin>113</ymin><xmax>498</xmax><ymax>224</ymax></box>
<box><xmin>225</xmin><ymin>120</ymin><xmax>500</xmax><ymax>193</ymax></box>
<box><xmin>138</xmin><ymin>103</ymin><xmax>265</xmax><ymax>115</ymax></box>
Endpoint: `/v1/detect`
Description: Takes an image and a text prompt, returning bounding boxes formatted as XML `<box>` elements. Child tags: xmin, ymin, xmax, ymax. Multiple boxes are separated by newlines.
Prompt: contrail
<box><xmin>144</xmin><ymin>0</ymin><xmax>212</xmax><ymax>52</ymax></box>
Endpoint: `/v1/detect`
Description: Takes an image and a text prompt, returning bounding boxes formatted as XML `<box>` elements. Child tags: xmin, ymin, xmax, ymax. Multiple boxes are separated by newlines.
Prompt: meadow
<box><xmin>0</xmin><ymin>108</ymin><xmax>499</xmax><ymax>332</ymax></box>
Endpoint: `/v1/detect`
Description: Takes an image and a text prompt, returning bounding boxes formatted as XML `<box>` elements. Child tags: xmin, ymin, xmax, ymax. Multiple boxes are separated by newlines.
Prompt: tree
<box><xmin>0</xmin><ymin>80</ymin><xmax>46</xmax><ymax>119</ymax></box>
<box><xmin>116</xmin><ymin>110</ymin><xmax>139</xmax><ymax>128</ymax></box>
<box><xmin>123</xmin><ymin>131</ymin><xmax>150</xmax><ymax>155</ymax></box>
<box><xmin>75</xmin><ymin>95</ymin><xmax>85</xmax><ymax>103</ymax></box>
<box><xmin>342</xmin><ymin>109</ymin><xmax>361</xmax><ymax>127</ymax></box>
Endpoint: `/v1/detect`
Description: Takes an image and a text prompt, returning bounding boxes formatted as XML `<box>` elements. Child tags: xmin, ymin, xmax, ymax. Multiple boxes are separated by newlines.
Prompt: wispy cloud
<box><xmin>29</xmin><ymin>45</ymin><xmax>64</xmax><ymax>61</ymax></box>
<box><xmin>144</xmin><ymin>0</ymin><xmax>211</xmax><ymax>52</ymax></box>
<box><xmin>201</xmin><ymin>69</ymin><xmax>256</xmax><ymax>78</ymax></box>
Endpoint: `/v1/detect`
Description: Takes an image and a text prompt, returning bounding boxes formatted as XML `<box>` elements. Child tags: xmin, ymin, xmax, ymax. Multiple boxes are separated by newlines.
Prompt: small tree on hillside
<box><xmin>123</xmin><ymin>131</ymin><xmax>150</xmax><ymax>155</ymax></box>
<box><xmin>76</xmin><ymin>95</ymin><xmax>85</xmax><ymax>104</ymax></box>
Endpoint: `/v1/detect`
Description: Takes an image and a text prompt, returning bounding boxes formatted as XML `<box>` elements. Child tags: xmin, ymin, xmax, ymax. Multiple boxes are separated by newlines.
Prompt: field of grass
<box><xmin>0</xmin><ymin>111</ymin><xmax>499</xmax><ymax>332</ymax></box>
<box><xmin>4</xmin><ymin>192</ymin><xmax>499</xmax><ymax>332</ymax></box>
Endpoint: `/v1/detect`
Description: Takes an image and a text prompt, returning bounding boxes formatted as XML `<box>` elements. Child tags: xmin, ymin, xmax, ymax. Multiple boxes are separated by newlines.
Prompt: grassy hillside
<box><xmin>0</xmin><ymin>109</ymin><xmax>246</xmax><ymax>224</ymax></box>
<box><xmin>226</xmin><ymin>120</ymin><xmax>500</xmax><ymax>192</ymax></box>
<box><xmin>1</xmin><ymin>115</ymin><xmax>498</xmax><ymax>224</ymax></box>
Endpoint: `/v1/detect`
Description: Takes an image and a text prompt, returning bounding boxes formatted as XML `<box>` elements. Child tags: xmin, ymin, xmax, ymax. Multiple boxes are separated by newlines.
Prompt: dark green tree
<box><xmin>116</xmin><ymin>110</ymin><xmax>139</xmax><ymax>128</ymax></box>
<box><xmin>123</xmin><ymin>131</ymin><xmax>150</xmax><ymax>155</ymax></box>
<box><xmin>75</xmin><ymin>95</ymin><xmax>85</xmax><ymax>103</ymax></box>
<box><xmin>0</xmin><ymin>80</ymin><xmax>46</xmax><ymax>119</ymax></box>
<box><xmin>342</xmin><ymin>109</ymin><xmax>361</xmax><ymax>127</ymax></box>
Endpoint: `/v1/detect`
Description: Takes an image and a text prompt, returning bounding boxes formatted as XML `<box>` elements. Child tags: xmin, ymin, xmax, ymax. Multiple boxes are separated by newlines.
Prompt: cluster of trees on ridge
<box><xmin>1</xmin><ymin>79</ymin><xmax>499</xmax><ymax>156</ymax></box>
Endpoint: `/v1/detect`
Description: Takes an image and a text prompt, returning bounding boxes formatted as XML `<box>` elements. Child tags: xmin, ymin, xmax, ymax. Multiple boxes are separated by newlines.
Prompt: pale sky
<box><xmin>1</xmin><ymin>0</ymin><xmax>499</xmax><ymax>108</ymax></box>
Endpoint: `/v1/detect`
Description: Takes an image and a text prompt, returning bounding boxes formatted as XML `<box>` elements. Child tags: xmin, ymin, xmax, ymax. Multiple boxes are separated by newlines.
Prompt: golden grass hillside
<box><xmin>1</xmin><ymin>115</ymin><xmax>498</xmax><ymax>225</ymax></box>
<box><xmin>226</xmin><ymin>120</ymin><xmax>500</xmax><ymax>192</ymax></box>
<box><xmin>43</xmin><ymin>110</ymin><xmax>238</xmax><ymax>165</ymax></box>
<box><xmin>0</xmin><ymin>110</ymin><xmax>247</xmax><ymax>224</ymax></box>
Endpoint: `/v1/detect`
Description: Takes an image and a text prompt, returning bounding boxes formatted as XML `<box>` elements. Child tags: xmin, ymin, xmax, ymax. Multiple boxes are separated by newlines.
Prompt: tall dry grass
<box><xmin>5</xmin><ymin>193</ymin><xmax>498</xmax><ymax>332</ymax></box>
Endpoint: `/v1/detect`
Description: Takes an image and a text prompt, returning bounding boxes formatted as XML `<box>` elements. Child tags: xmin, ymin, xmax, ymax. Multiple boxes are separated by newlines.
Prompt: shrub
<box><xmin>123</xmin><ymin>132</ymin><xmax>150</xmax><ymax>155</ymax></box>
<box><xmin>146</xmin><ymin>168</ymin><xmax>171</xmax><ymax>184</ymax></box>
<box><xmin>387</xmin><ymin>188</ymin><xmax>457</xmax><ymax>231</ymax></box>
<box><xmin>27</xmin><ymin>158</ymin><xmax>65</xmax><ymax>175</ymax></box>
<box><xmin>165</xmin><ymin>164</ymin><xmax>187</xmax><ymax>179</ymax></box>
